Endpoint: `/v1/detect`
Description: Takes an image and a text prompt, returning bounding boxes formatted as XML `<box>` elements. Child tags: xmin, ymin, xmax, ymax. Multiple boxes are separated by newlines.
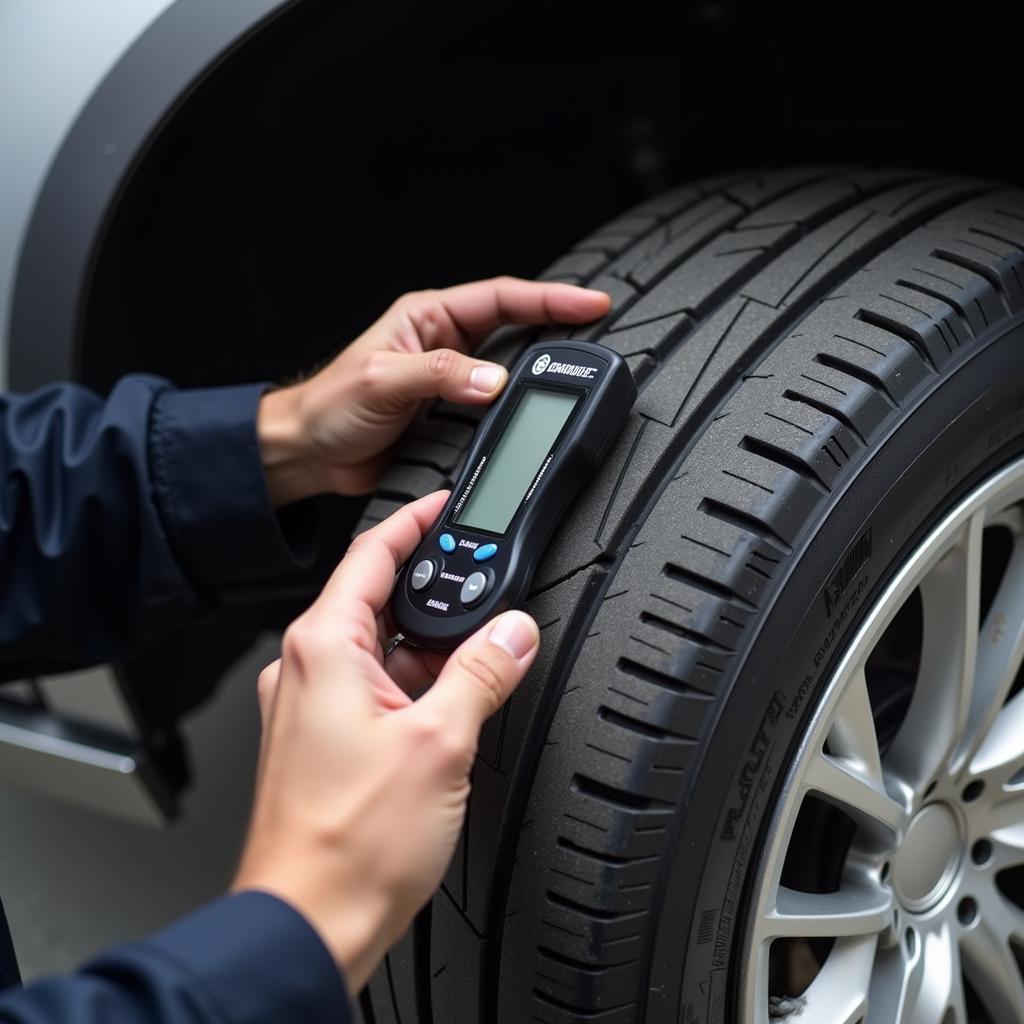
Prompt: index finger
<box><xmin>306</xmin><ymin>490</ymin><xmax>449</xmax><ymax>627</ymax></box>
<box><xmin>437</xmin><ymin>277</ymin><xmax>611</xmax><ymax>344</ymax></box>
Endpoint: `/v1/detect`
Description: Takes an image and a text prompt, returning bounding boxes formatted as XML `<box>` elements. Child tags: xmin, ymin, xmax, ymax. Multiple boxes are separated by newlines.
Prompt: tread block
<box><xmin>430</xmin><ymin>891</ymin><xmax>487</xmax><ymax>1024</ymax></box>
<box><xmin>735</xmin><ymin>176</ymin><xmax>860</xmax><ymax>230</ymax></box>
<box><xmin>601</xmin><ymin>223</ymin><xmax>670</xmax><ymax>281</ymax></box>
<box><xmin>375</xmin><ymin>462</ymin><xmax>448</xmax><ymax>498</ymax></box>
<box><xmin>630</xmin><ymin>184</ymin><xmax>705</xmax><ymax>221</ymax></box>
<box><xmin>638</xmin><ymin>297</ymin><xmax>777</xmax><ymax>426</ymax></box>
<box><xmin>558</xmin><ymin>788</ymin><xmax>673</xmax><ymax>860</ymax></box>
<box><xmin>548</xmin><ymin>840</ymin><xmax>658</xmax><ymax>916</ymax></box>
<box><xmin>566</xmin><ymin>274</ymin><xmax>641</xmax><ymax>341</ymax></box>
<box><xmin>624</xmin><ymin>196</ymin><xmax>746</xmax><ymax>290</ymax></box>
<box><xmin>534</xmin><ymin>947</ymin><xmax>640</xmax><ymax>1008</ymax></box>
<box><xmin>604</xmin><ymin>311</ymin><xmax>691</xmax><ymax>357</ymax></box>
<box><xmin>932</xmin><ymin>237</ymin><xmax>1024</xmax><ymax>315</ymax></box>
<box><xmin>613</xmin><ymin>243</ymin><xmax>767</xmax><ymax>330</ymax></box>
<box><xmin>721</xmin><ymin>166</ymin><xmax>854</xmax><ymax>209</ymax></box>
<box><xmin>540</xmin><ymin>249</ymin><xmax>610</xmax><ymax>281</ymax></box>
<box><xmin>399</xmin><ymin>439</ymin><xmax>464</xmax><ymax>475</ymax></box>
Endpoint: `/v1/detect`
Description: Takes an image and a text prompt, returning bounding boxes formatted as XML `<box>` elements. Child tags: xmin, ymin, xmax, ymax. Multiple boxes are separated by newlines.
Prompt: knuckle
<box><xmin>412</xmin><ymin>709</ymin><xmax>445</xmax><ymax>741</ymax></box>
<box><xmin>436</xmin><ymin>727</ymin><xmax>471</xmax><ymax>767</ymax></box>
<box><xmin>409</xmin><ymin>710</ymin><xmax>470</xmax><ymax>765</ymax></box>
<box><xmin>397</xmin><ymin>288</ymin><xmax>432</xmax><ymax>310</ymax></box>
<box><xmin>425</xmin><ymin>347</ymin><xmax>457</xmax><ymax>380</ymax></box>
<box><xmin>281</xmin><ymin>617</ymin><xmax>333</xmax><ymax>670</ymax></box>
<box><xmin>359</xmin><ymin>350</ymin><xmax>388</xmax><ymax>390</ymax></box>
<box><xmin>345</xmin><ymin>529</ymin><xmax>372</xmax><ymax>555</ymax></box>
<box><xmin>280</xmin><ymin>621</ymin><xmax>307</xmax><ymax>664</ymax></box>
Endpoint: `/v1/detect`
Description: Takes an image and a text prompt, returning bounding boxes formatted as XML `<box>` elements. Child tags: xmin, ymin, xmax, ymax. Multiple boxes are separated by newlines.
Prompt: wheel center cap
<box><xmin>892</xmin><ymin>803</ymin><xmax>962</xmax><ymax>912</ymax></box>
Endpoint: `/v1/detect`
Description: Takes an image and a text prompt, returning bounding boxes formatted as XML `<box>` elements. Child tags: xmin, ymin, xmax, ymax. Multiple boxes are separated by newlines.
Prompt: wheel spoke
<box><xmin>987</xmin><ymin>790</ymin><xmax>1024</xmax><ymax>836</ymax></box>
<box><xmin>886</xmin><ymin>512</ymin><xmax>984</xmax><ymax>791</ymax></box>
<box><xmin>870</xmin><ymin>924</ymin><xmax>965</xmax><ymax>1024</ymax></box>
<box><xmin>765</xmin><ymin>882</ymin><xmax>893</xmax><ymax>939</ymax></box>
<box><xmin>865</xmin><ymin>940</ymin><xmax>914</xmax><ymax>1023</ymax></box>
<box><xmin>953</xmin><ymin>539</ymin><xmax>1024</xmax><ymax>772</ymax></box>
<box><xmin>803</xmin><ymin>749</ymin><xmax>905</xmax><ymax>838</ymax></box>
<box><xmin>961</xmin><ymin>900</ymin><xmax>1024</xmax><ymax>1023</ymax></box>
<box><xmin>827</xmin><ymin>665</ymin><xmax>885</xmax><ymax>787</ymax></box>
<box><xmin>970</xmin><ymin>690</ymin><xmax>1024</xmax><ymax>785</ymax></box>
<box><xmin>989</xmin><ymin>822</ymin><xmax>1024</xmax><ymax>871</ymax></box>
<box><xmin>796</xmin><ymin>936</ymin><xmax>876</xmax><ymax>1024</ymax></box>
<box><xmin>893</xmin><ymin>925</ymin><xmax>965</xmax><ymax>1024</ymax></box>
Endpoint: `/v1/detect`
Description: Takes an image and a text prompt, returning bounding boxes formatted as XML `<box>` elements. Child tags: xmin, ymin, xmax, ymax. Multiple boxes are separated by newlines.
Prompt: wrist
<box><xmin>231</xmin><ymin>868</ymin><xmax>395</xmax><ymax>996</ymax></box>
<box><xmin>257</xmin><ymin>386</ymin><xmax>325</xmax><ymax>506</ymax></box>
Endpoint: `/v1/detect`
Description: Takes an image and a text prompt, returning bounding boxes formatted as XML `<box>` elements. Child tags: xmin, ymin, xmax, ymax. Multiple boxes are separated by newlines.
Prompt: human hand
<box><xmin>257</xmin><ymin>277</ymin><xmax>610</xmax><ymax>503</ymax></box>
<box><xmin>232</xmin><ymin>491</ymin><xmax>540</xmax><ymax>995</ymax></box>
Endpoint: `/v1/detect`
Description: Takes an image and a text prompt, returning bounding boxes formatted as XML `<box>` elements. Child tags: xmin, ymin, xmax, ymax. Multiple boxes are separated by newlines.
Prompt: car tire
<box><xmin>359</xmin><ymin>167</ymin><xmax>1024</xmax><ymax>1023</ymax></box>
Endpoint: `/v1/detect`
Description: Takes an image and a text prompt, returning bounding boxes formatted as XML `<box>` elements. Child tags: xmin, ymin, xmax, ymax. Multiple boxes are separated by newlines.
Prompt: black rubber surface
<box><xmin>358</xmin><ymin>168</ymin><xmax>1024</xmax><ymax>1023</ymax></box>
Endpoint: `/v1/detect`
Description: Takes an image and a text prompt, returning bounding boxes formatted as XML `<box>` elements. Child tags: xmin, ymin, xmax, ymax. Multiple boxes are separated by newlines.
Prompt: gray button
<box><xmin>460</xmin><ymin>571</ymin><xmax>489</xmax><ymax>607</ymax></box>
<box><xmin>410</xmin><ymin>559</ymin><xmax>436</xmax><ymax>592</ymax></box>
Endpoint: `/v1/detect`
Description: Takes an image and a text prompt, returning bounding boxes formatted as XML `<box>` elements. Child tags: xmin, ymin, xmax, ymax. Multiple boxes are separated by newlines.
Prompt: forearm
<box><xmin>0</xmin><ymin>377</ymin><xmax>326</xmax><ymax>680</ymax></box>
<box><xmin>0</xmin><ymin>894</ymin><xmax>351</xmax><ymax>1024</ymax></box>
<box><xmin>0</xmin><ymin>377</ymin><xmax>197</xmax><ymax>677</ymax></box>
<box><xmin>256</xmin><ymin>386</ymin><xmax>326</xmax><ymax>507</ymax></box>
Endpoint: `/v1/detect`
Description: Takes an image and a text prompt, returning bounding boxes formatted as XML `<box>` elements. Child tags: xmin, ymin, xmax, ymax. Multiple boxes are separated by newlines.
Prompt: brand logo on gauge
<box><xmin>532</xmin><ymin>353</ymin><xmax>551</xmax><ymax>375</ymax></box>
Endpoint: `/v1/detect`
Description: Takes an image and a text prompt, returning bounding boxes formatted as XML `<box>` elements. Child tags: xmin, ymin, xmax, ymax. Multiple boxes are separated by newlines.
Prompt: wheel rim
<box><xmin>739</xmin><ymin>456</ymin><xmax>1024</xmax><ymax>1024</ymax></box>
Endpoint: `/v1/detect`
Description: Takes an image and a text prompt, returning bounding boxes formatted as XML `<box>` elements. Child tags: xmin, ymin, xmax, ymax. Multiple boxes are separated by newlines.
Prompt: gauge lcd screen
<box><xmin>454</xmin><ymin>387</ymin><xmax>579</xmax><ymax>535</ymax></box>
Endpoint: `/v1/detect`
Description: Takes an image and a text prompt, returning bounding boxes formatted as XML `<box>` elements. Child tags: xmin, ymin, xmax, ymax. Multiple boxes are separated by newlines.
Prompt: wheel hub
<box><xmin>892</xmin><ymin>802</ymin><xmax>963</xmax><ymax>912</ymax></box>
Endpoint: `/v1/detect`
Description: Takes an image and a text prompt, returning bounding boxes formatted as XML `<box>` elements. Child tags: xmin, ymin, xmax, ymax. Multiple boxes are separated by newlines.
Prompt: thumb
<box><xmin>414</xmin><ymin>611</ymin><xmax>539</xmax><ymax>746</ymax></box>
<box><xmin>367</xmin><ymin>349</ymin><xmax>508</xmax><ymax>408</ymax></box>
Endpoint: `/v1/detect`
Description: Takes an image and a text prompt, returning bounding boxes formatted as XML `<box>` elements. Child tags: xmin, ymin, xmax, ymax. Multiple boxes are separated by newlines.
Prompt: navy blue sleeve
<box><xmin>0</xmin><ymin>893</ymin><xmax>352</xmax><ymax>1024</ymax></box>
<box><xmin>0</xmin><ymin>376</ymin><xmax>324</xmax><ymax>681</ymax></box>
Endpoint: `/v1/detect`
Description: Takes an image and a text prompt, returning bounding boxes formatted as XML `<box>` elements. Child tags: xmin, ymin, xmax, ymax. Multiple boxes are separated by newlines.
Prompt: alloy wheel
<box><xmin>741</xmin><ymin>456</ymin><xmax>1024</xmax><ymax>1023</ymax></box>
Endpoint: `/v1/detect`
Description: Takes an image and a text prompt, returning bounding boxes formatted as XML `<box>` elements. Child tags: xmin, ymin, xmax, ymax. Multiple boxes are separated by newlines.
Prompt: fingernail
<box><xmin>470</xmin><ymin>364</ymin><xmax>504</xmax><ymax>393</ymax></box>
<box><xmin>488</xmin><ymin>611</ymin><xmax>538</xmax><ymax>660</ymax></box>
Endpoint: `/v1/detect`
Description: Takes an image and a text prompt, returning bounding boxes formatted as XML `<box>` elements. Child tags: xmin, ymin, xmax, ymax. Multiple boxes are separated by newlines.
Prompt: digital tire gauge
<box><xmin>389</xmin><ymin>340</ymin><xmax>636</xmax><ymax>651</ymax></box>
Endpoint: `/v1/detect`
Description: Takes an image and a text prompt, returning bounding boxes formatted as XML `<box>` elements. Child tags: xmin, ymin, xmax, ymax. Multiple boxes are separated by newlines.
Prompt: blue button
<box><xmin>473</xmin><ymin>543</ymin><xmax>498</xmax><ymax>562</ymax></box>
<box><xmin>439</xmin><ymin>533</ymin><xmax>456</xmax><ymax>553</ymax></box>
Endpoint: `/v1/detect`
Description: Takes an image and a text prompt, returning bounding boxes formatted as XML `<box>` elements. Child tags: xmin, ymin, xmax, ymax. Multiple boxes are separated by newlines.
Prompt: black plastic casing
<box><xmin>390</xmin><ymin>340</ymin><xmax>636</xmax><ymax>650</ymax></box>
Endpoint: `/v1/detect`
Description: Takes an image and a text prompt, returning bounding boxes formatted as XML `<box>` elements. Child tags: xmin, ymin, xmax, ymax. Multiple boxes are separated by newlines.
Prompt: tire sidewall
<box><xmin>650</xmin><ymin>322</ymin><xmax>1024</xmax><ymax>1022</ymax></box>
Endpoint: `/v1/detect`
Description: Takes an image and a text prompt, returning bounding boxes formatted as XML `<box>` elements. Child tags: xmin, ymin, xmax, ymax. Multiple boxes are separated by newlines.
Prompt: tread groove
<box><xmin>661</xmin><ymin>562</ymin><xmax>759</xmax><ymax>610</ymax></box>
<box><xmin>893</xmin><ymin>281</ymin><xmax>973</xmax><ymax>342</ymax></box>
<box><xmin>557</xmin><ymin>836</ymin><xmax>656</xmax><ymax>867</ymax></box>
<box><xmin>638</xmin><ymin>610</ymin><xmax>735</xmax><ymax>652</ymax></box>
<box><xmin>738</xmin><ymin>434</ymin><xmax>830</xmax><ymax>492</ymax></box>
<box><xmin>812</xmin><ymin>352</ymin><xmax>897</xmax><ymax>406</ymax></box>
<box><xmin>616</xmin><ymin>654</ymin><xmax>714</xmax><ymax>696</ymax></box>
<box><xmin>544</xmin><ymin>891</ymin><xmax>639</xmax><ymax>923</ymax></box>
<box><xmin>932</xmin><ymin>247</ymin><xmax>1009</xmax><ymax>303</ymax></box>
<box><xmin>533</xmin><ymin>989</ymin><xmax>634</xmax><ymax>1017</ymax></box>
<box><xmin>599</xmin><ymin>704</ymin><xmax>692</xmax><ymax>742</ymax></box>
<box><xmin>698</xmin><ymin>496</ymin><xmax>794</xmax><ymax>553</ymax></box>
<box><xmin>538</xmin><ymin>944</ymin><xmax>638</xmax><ymax>972</ymax></box>
<box><xmin>572</xmin><ymin>772</ymin><xmax>674</xmax><ymax>811</ymax></box>
<box><xmin>782</xmin><ymin>388</ymin><xmax>867</xmax><ymax>445</ymax></box>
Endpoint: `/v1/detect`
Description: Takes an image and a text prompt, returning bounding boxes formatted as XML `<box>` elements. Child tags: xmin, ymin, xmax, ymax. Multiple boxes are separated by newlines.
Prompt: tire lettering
<box><xmin>720</xmin><ymin>690</ymin><xmax>784</xmax><ymax>841</ymax></box>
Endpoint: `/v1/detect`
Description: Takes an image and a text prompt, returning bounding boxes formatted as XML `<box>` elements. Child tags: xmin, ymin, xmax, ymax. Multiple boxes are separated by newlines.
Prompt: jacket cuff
<box><xmin>142</xmin><ymin>892</ymin><xmax>351</xmax><ymax>1023</ymax></box>
<box><xmin>149</xmin><ymin>384</ymin><xmax>321</xmax><ymax>594</ymax></box>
